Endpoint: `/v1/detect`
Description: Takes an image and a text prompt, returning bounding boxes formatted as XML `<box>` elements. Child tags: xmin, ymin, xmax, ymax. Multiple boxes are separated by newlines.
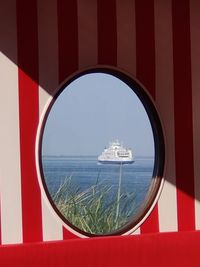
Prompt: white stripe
<box><xmin>0</xmin><ymin>1</ymin><xmax>23</xmax><ymax>244</ymax></box>
<box><xmin>37</xmin><ymin>0</ymin><xmax>63</xmax><ymax>241</ymax></box>
<box><xmin>124</xmin><ymin>226</ymin><xmax>141</xmax><ymax>236</ymax></box>
<box><xmin>0</xmin><ymin>55</ymin><xmax>23</xmax><ymax>244</ymax></box>
<box><xmin>0</xmin><ymin>68</ymin><xmax>22</xmax><ymax>244</ymax></box>
<box><xmin>116</xmin><ymin>0</ymin><xmax>140</xmax><ymax>234</ymax></box>
<box><xmin>77</xmin><ymin>0</ymin><xmax>98</xmax><ymax>68</ymax></box>
<box><xmin>154</xmin><ymin>0</ymin><xmax>178</xmax><ymax>232</ymax></box>
<box><xmin>131</xmin><ymin>227</ymin><xmax>141</xmax><ymax>235</ymax></box>
<box><xmin>116</xmin><ymin>0</ymin><xmax>136</xmax><ymax>76</ymax></box>
<box><xmin>190</xmin><ymin>0</ymin><xmax>200</xmax><ymax>230</ymax></box>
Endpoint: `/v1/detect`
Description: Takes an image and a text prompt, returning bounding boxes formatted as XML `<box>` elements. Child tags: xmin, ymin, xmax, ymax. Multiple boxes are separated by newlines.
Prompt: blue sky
<box><xmin>42</xmin><ymin>73</ymin><xmax>154</xmax><ymax>157</ymax></box>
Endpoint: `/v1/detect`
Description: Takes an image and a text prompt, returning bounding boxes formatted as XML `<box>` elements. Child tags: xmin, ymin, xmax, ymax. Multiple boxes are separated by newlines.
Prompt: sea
<box><xmin>42</xmin><ymin>156</ymin><xmax>154</xmax><ymax>214</ymax></box>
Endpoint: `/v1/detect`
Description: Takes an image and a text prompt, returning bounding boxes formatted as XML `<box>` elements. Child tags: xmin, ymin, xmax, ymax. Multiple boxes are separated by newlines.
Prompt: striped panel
<box><xmin>172</xmin><ymin>0</ymin><xmax>195</xmax><ymax>231</ymax></box>
<box><xmin>155</xmin><ymin>0</ymin><xmax>178</xmax><ymax>232</ymax></box>
<box><xmin>37</xmin><ymin>0</ymin><xmax>63</xmax><ymax>241</ymax></box>
<box><xmin>1</xmin><ymin>0</ymin><xmax>200</xmax><ymax>243</ymax></box>
<box><xmin>17</xmin><ymin>0</ymin><xmax>43</xmax><ymax>242</ymax></box>
<box><xmin>135</xmin><ymin>0</ymin><xmax>159</xmax><ymax>233</ymax></box>
<box><xmin>190</xmin><ymin>0</ymin><xmax>200</xmax><ymax>230</ymax></box>
<box><xmin>0</xmin><ymin>1</ymin><xmax>22</xmax><ymax>244</ymax></box>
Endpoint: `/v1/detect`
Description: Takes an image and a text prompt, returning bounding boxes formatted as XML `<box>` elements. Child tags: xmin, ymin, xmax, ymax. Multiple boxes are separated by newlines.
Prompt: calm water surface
<box><xmin>42</xmin><ymin>156</ymin><xmax>154</xmax><ymax>213</ymax></box>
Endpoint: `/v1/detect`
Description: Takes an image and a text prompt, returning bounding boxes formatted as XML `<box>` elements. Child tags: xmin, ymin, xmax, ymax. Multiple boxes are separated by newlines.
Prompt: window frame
<box><xmin>37</xmin><ymin>67</ymin><xmax>165</xmax><ymax>237</ymax></box>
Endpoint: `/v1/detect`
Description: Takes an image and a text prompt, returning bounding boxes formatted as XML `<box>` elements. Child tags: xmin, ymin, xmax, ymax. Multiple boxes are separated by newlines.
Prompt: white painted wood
<box><xmin>116</xmin><ymin>0</ymin><xmax>136</xmax><ymax>76</ymax></box>
<box><xmin>77</xmin><ymin>0</ymin><xmax>98</xmax><ymax>68</ymax></box>
<box><xmin>131</xmin><ymin>227</ymin><xmax>141</xmax><ymax>235</ymax></box>
<box><xmin>0</xmin><ymin>52</ymin><xmax>23</xmax><ymax>244</ymax></box>
<box><xmin>154</xmin><ymin>0</ymin><xmax>178</xmax><ymax>232</ymax></box>
<box><xmin>116</xmin><ymin>0</ymin><xmax>141</xmax><ymax>234</ymax></box>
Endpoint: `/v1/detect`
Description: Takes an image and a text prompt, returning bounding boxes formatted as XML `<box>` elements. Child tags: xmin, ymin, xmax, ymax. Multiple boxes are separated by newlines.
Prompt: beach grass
<box><xmin>52</xmin><ymin>166</ymin><xmax>136</xmax><ymax>235</ymax></box>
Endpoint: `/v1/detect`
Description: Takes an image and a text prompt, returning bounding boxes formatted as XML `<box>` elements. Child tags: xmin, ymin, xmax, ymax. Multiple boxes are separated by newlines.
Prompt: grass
<box><xmin>52</xmin><ymin>165</ymin><xmax>136</xmax><ymax>235</ymax></box>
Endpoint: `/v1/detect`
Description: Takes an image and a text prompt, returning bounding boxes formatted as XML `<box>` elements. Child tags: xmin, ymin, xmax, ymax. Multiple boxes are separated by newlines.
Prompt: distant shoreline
<box><xmin>42</xmin><ymin>155</ymin><xmax>154</xmax><ymax>160</ymax></box>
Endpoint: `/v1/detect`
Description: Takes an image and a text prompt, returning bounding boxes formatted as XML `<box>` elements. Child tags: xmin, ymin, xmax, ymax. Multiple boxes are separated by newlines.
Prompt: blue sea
<box><xmin>42</xmin><ymin>156</ymin><xmax>154</xmax><ymax>214</ymax></box>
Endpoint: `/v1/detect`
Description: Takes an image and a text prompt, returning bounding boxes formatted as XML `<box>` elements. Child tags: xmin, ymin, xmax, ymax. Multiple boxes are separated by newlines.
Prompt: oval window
<box><xmin>38</xmin><ymin>68</ymin><xmax>165</xmax><ymax>236</ymax></box>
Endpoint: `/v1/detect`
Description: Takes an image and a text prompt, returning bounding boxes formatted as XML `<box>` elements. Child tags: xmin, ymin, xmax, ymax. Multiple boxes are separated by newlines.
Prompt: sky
<box><xmin>42</xmin><ymin>73</ymin><xmax>155</xmax><ymax>157</ymax></box>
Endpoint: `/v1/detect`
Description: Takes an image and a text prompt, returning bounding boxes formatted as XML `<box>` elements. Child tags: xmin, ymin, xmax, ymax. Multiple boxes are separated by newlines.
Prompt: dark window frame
<box><xmin>37</xmin><ymin>67</ymin><xmax>165</xmax><ymax>237</ymax></box>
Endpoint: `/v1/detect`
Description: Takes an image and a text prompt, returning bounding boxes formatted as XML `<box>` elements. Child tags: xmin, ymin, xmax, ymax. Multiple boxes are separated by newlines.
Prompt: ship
<box><xmin>98</xmin><ymin>140</ymin><xmax>134</xmax><ymax>164</ymax></box>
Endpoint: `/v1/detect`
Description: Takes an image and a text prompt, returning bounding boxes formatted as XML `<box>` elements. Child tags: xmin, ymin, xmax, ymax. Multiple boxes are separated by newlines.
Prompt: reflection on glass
<box><xmin>41</xmin><ymin>73</ymin><xmax>155</xmax><ymax>235</ymax></box>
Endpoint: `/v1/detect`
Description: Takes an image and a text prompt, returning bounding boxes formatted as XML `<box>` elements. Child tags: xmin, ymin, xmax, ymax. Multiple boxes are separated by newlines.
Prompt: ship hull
<box><xmin>98</xmin><ymin>160</ymin><xmax>134</xmax><ymax>165</ymax></box>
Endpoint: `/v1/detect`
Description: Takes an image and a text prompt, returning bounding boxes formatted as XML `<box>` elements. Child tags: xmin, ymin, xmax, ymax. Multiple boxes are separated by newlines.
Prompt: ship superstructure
<box><xmin>98</xmin><ymin>140</ymin><xmax>134</xmax><ymax>164</ymax></box>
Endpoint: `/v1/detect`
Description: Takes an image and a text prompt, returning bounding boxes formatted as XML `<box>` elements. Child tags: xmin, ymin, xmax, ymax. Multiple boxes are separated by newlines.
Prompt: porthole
<box><xmin>37</xmin><ymin>68</ymin><xmax>165</xmax><ymax>237</ymax></box>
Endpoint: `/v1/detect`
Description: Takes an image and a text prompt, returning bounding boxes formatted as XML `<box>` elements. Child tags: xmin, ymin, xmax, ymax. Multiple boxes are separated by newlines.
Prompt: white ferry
<box><xmin>98</xmin><ymin>140</ymin><xmax>134</xmax><ymax>164</ymax></box>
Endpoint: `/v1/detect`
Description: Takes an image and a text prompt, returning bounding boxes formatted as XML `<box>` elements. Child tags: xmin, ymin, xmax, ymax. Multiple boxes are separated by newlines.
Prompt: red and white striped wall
<box><xmin>0</xmin><ymin>0</ymin><xmax>200</xmax><ymax>245</ymax></box>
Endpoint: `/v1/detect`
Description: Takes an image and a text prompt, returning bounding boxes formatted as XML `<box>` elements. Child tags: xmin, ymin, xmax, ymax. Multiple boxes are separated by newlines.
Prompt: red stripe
<box><xmin>135</xmin><ymin>0</ymin><xmax>159</xmax><ymax>233</ymax></box>
<box><xmin>57</xmin><ymin>0</ymin><xmax>79</xmax><ymax>239</ymax></box>
<box><xmin>172</xmin><ymin>0</ymin><xmax>195</xmax><ymax>231</ymax></box>
<box><xmin>141</xmin><ymin>205</ymin><xmax>159</xmax><ymax>233</ymax></box>
<box><xmin>17</xmin><ymin>1</ymin><xmax>43</xmax><ymax>242</ymax></box>
<box><xmin>57</xmin><ymin>0</ymin><xmax>79</xmax><ymax>83</ymax></box>
<box><xmin>97</xmin><ymin>0</ymin><xmax>117</xmax><ymax>65</ymax></box>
